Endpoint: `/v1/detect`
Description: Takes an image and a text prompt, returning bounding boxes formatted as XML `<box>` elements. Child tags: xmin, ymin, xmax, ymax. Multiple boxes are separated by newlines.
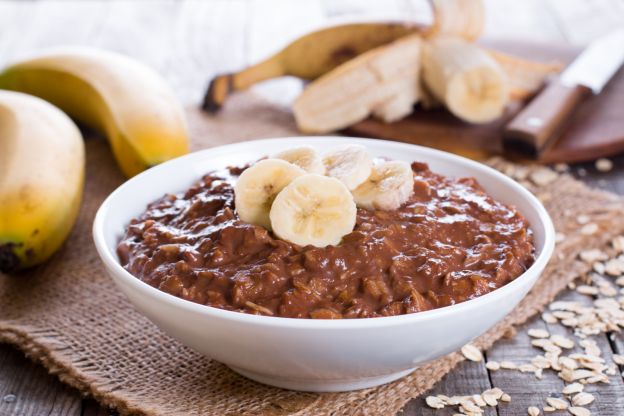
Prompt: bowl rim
<box><xmin>93</xmin><ymin>136</ymin><xmax>555</xmax><ymax>330</ymax></box>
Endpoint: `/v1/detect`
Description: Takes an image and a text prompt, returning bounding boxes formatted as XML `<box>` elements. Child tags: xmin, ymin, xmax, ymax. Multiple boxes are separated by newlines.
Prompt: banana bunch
<box><xmin>0</xmin><ymin>91</ymin><xmax>84</xmax><ymax>273</ymax></box>
<box><xmin>234</xmin><ymin>145</ymin><xmax>414</xmax><ymax>247</ymax></box>
<box><xmin>0</xmin><ymin>47</ymin><xmax>190</xmax><ymax>272</ymax></box>
<box><xmin>0</xmin><ymin>47</ymin><xmax>189</xmax><ymax>178</ymax></box>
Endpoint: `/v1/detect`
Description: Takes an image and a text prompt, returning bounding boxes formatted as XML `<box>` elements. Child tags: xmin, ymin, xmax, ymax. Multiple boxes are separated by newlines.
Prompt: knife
<box><xmin>503</xmin><ymin>29</ymin><xmax>624</xmax><ymax>156</ymax></box>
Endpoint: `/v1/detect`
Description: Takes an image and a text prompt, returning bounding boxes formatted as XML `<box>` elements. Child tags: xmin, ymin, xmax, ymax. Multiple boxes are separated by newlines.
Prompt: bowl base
<box><xmin>227</xmin><ymin>365</ymin><xmax>417</xmax><ymax>392</ymax></box>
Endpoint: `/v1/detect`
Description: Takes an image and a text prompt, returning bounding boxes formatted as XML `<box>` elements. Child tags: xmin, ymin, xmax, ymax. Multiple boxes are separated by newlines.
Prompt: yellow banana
<box><xmin>0</xmin><ymin>47</ymin><xmax>189</xmax><ymax>178</ymax></box>
<box><xmin>0</xmin><ymin>91</ymin><xmax>85</xmax><ymax>272</ymax></box>
<box><xmin>202</xmin><ymin>22</ymin><xmax>423</xmax><ymax>112</ymax></box>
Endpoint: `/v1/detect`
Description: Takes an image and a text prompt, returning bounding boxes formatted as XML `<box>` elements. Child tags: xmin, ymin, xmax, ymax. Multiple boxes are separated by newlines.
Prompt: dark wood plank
<box><xmin>397</xmin><ymin>361</ymin><xmax>496</xmax><ymax>416</ymax></box>
<box><xmin>0</xmin><ymin>343</ymin><xmax>82</xmax><ymax>416</ymax></box>
<box><xmin>486</xmin><ymin>317</ymin><xmax>566</xmax><ymax>414</ymax></box>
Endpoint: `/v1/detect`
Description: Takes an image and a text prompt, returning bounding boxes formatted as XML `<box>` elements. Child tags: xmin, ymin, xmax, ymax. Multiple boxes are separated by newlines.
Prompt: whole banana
<box><xmin>0</xmin><ymin>47</ymin><xmax>189</xmax><ymax>178</ymax></box>
<box><xmin>202</xmin><ymin>22</ymin><xmax>422</xmax><ymax>112</ymax></box>
<box><xmin>0</xmin><ymin>91</ymin><xmax>85</xmax><ymax>273</ymax></box>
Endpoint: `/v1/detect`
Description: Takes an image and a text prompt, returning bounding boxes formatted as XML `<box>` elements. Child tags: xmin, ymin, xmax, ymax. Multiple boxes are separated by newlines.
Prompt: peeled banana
<box><xmin>293</xmin><ymin>34</ymin><xmax>422</xmax><ymax>133</ymax></box>
<box><xmin>422</xmin><ymin>36</ymin><xmax>508</xmax><ymax>123</ymax></box>
<box><xmin>202</xmin><ymin>22</ymin><xmax>422</xmax><ymax>112</ymax></box>
<box><xmin>0</xmin><ymin>91</ymin><xmax>85</xmax><ymax>273</ymax></box>
<box><xmin>270</xmin><ymin>174</ymin><xmax>356</xmax><ymax>248</ymax></box>
<box><xmin>0</xmin><ymin>47</ymin><xmax>189</xmax><ymax>178</ymax></box>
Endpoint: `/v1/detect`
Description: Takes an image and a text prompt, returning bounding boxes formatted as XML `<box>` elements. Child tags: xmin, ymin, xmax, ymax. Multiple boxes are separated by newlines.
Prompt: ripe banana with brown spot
<box><xmin>0</xmin><ymin>47</ymin><xmax>189</xmax><ymax>178</ymax></box>
<box><xmin>202</xmin><ymin>22</ymin><xmax>424</xmax><ymax>112</ymax></box>
<box><xmin>0</xmin><ymin>91</ymin><xmax>85</xmax><ymax>273</ymax></box>
<box><xmin>293</xmin><ymin>34</ymin><xmax>423</xmax><ymax>133</ymax></box>
<box><xmin>422</xmin><ymin>36</ymin><xmax>509</xmax><ymax>123</ymax></box>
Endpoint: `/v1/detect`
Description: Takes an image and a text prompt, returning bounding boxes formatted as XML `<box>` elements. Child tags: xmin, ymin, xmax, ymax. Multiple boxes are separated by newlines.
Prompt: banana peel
<box><xmin>203</xmin><ymin>22</ymin><xmax>424</xmax><ymax>112</ymax></box>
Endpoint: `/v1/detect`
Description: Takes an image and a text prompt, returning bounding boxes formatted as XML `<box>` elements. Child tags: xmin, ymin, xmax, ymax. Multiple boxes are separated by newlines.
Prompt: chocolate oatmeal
<box><xmin>117</xmin><ymin>161</ymin><xmax>534</xmax><ymax>319</ymax></box>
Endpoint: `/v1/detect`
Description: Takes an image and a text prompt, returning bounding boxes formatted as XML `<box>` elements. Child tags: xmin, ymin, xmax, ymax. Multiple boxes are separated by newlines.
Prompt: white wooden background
<box><xmin>1</xmin><ymin>0</ymin><xmax>622</xmax><ymax>107</ymax></box>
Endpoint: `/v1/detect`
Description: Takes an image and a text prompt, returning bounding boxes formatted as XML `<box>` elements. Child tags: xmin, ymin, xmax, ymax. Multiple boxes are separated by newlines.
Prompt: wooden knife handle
<box><xmin>503</xmin><ymin>81</ymin><xmax>592</xmax><ymax>156</ymax></box>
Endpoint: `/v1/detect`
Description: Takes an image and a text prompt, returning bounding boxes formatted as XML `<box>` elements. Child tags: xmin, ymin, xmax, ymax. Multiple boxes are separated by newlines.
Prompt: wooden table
<box><xmin>1</xmin><ymin>1</ymin><xmax>623</xmax><ymax>415</ymax></box>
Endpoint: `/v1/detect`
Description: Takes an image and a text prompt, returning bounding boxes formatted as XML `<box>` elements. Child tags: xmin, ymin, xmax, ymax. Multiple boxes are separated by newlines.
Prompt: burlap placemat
<box><xmin>1</xmin><ymin>94</ymin><xmax>623</xmax><ymax>416</ymax></box>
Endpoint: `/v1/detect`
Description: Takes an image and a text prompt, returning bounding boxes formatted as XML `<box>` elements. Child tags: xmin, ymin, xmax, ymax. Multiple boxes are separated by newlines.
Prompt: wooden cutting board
<box><xmin>345</xmin><ymin>40</ymin><xmax>624</xmax><ymax>163</ymax></box>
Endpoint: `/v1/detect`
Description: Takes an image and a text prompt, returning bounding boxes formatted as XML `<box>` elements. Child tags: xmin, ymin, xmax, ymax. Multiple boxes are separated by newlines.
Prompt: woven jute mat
<box><xmin>1</xmin><ymin>94</ymin><xmax>624</xmax><ymax>416</ymax></box>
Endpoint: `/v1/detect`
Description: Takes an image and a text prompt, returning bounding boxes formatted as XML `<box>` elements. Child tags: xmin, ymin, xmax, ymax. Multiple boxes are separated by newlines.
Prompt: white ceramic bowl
<box><xmin>93</xmin><ymin>137</ymin><xmax>555</xmax><ymax>392</ymax></box>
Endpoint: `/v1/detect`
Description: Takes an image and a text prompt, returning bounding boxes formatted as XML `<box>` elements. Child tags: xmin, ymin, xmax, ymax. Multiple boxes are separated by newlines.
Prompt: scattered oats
<box><xmin>532</xmin><ymin>355</ymin><xmax>552</xmax><ymax>369</ymax></box>
<box><xmin>546</xmin><ymin>397</ymin><xmax>568</xmax><ymax>410</ymax></box>
<box><xmin>604</xmin><ymin>256</ymin><xmax>624</xmax><ymax>276</ymax></box>
<box><xmin>542</xmin><ymin>312</ymin><xmax>558</xmax><ymax>324</ymax></box>
<box><xmin>529</xmin><ymin>167</ymin><xmax>558</xmax><ymax>187</ymax></box>
<box><xmin>571</xmin><ymin>392</ymin><xmax>594</xmax><ymax>406</ymax></box>
<box><xmin>576</xmin><ymin>214</ymin><xmax>590</xmax><ymax>225</ymax></box>
<box><xmin>484</xmin><ymin>388</ymin><xmax>504</xmax><ymax>399</ymax></box>
<box><xmin>519</xmin><ymin>363</ymin><xmax>538</xmax><ymax>373</ymax></box>
<box><xmin>579</xmin><ymin>249</ymin><xmax>608</xmax><ymax>264</ymax></box>
<box><xmin>569</xmin><ymin>407</ymin><xmax>591</xmax><ymax>416</ymax></box>
<box><xmin>482</xmin><ymin>391</ymin><xmax>498</xmax><ymax>407</ymax></box>
<box><xmin>472</xmin><ymin>394</ymin><xmax>486</xmax><ymax>407</ymax></box>
<box><xmin>459</xmin><ymin>398</ymin><xmax>481</xmax><ymax>414</ymax></box>
<box><xmin>577</xmin><ymin>167</ymin><xmax>587</xmax><ymax>177</ymax></box>
<box><xmin>486</xmin><ymin>361</ymin><xmax>500</xmax><ymax>371</ymax></box>
<box><xmin>581</xmin><ymin>223</ymin><xmax>599</xmax><ymax>236</ymax></box>
<box><xmin>559</xmin><ymin>356</ymin><xmax>579</xmax><ymax>370</ymax></box>
<box><xmin>595</xmin><ymin>158</ymin><xmax>613</xmax><ymax>172</ymax></box>
<box><xmin>543</xmin><ymin>406</ymin><xmax>556</xmax><ymax>412</ymax></box>
<box><xmin>613</xmin><ymin>354</ymin><xmax>624</xmax><ymax>365</ymax></box>
<box><xmin>585</xmin><ymin>374</ymin><xmax>609</xmax><ymax>384</ymax></box>
<box><xmin>569</xmin><ymin>369</ymin><xmax>596</xmax><ymax>381</ymax></box>
<box><xmin>555</xmin><ymin>233</ymin><xmax>566</xmax><ymax>243</ymax></box>
<box><xmin>551</xmin><ymin>335</ymin><xmax>575</xmax><ymax>349</ymax></box>
<box><xmin>501</xmin><ymin>393</ymin><xmax>511</xmax><ymax>402</ymax></box>
<box><xmin>615</xmin><ymin>276</ymin><xmax>624</xmax><ymax>286</ymax></box>
<box><xmin>426</xmin><ymin>395</ymin><xmax>445</xmax><ymax>409</ymax></box>
<box><xmin>528</xmin><ymin>328</ymin><xmax>550</xmax><ymax>338</ymax></box>
<box><xmin>553</xmin><ymin>311</ymin><xmax>575</xmax><ymax>320</ymax></box>
<box><xmin>580</xmin><ymin>339</ymin><xmax>601</xmax><ymax>357</ymax></box>
<box><xmin>606</xmin><ymin>364</ymin><xmax>617</xmax><ymax>375</ymax></box>
<box><xmin>500</xmin><ymin>361</ymin><xmax>518</xmax><ymax>369</ymax></box>
<box><xmin>612</xmin><ymin>236</ymin><xmax>624</xmax><ymax>253</ymax></box>
<box><xmin>562</xmin><ymin>383</ymin><xmax>584</xmax><ymax>395</ymax></box>
<box><xmin>535</xmin><ymin>368</ymin><xmax>544</xmax><ymax>379</ymax></box>
<box><xmin>461</xmin><ymin>344</ymin><xmax>483</xmax><ymax>362</ymax></box>
<box><xmin>554</xmin><ymin>163</ymin><xmax>569</xmax><ymax>172</ymax></box>
<box><xmin>576</xmin><ymin>285</ymin><xmax>598</xmax><ymax>295</ymax></box>
<box><xmin>593</xmin><ymin>262</ymin><xmax>606</xmax><ymax>274</ymax></box>
<box><xmin>598</xmin><ymin>282</ymin><xmax>618</xmax><ymax>297</ymax></box>
<box><xmin>528</xmin><ymin>406</ymin><xmax>540</xmax><ymax>416</ymax></box>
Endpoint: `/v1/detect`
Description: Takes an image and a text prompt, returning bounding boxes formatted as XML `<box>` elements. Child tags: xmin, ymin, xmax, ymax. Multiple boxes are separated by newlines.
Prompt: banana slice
<box><xmin>322</xmin><ymin>144</ymin><xmax>372</xmax><ymax>190</ymax></box>
<box><xmin>352</xmin><ymin>161</ymin><xmax>414</xmax><ymax>210</ymax></box>
<box><xmin>422</xmin><ymin>36</ymin><xmax>508</xmax><ymax>123</ymax></box>
<box><xmin>234</xmin><ymin>159</ymin><xmax>305</xmax><ymax>230</ymax></box>
<box><xmin>274</xmin><ymin>146</ymin><xmax>325</xmax><ymax>174</ymax></box>
<box><xmin>270</xmin><ymin>174</ymin><xmax>356</xmax><ymax>247</ymax></box>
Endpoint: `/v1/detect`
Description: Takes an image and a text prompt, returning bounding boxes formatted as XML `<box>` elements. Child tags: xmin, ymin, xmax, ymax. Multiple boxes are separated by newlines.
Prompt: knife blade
<box><xmin>503</xmin><ymin>29</ymin><xmax>624</xmax><ymax>156</ymax></box>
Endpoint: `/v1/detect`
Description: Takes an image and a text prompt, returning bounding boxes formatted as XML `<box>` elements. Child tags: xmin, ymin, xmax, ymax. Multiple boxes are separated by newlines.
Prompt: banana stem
<box><xmin>202</xmin><ymin>55</ymin><xmax>285</xmax><ymax>113</ymax></box>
